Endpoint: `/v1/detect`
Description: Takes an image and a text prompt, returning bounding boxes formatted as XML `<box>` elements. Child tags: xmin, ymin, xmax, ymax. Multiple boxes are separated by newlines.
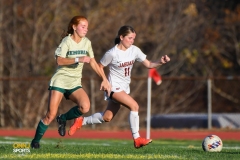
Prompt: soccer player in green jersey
<box><xmin>31</xmin><ymin>16</ymin><xmax>111</xmax><ymax>149</ymax></box>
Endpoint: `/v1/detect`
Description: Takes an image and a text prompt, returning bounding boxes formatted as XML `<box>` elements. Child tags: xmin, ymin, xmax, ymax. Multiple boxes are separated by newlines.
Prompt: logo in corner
<box><xmin>12</xmin><ymin>142</ymin><xmax>31</xmax><ymax>154</ymax></box>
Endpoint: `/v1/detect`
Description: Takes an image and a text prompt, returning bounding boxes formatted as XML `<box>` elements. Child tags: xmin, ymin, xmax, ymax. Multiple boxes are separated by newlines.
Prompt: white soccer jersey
<box><xmin>100</xmin><ymin>44</ymin><xmax>146</xmax><ymax>94</ymax></box>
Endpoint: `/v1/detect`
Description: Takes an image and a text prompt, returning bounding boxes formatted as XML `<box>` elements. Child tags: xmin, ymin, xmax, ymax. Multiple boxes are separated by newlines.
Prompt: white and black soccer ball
<box><xmin>202</xmin><ymin>135</ymin><xmax>223</xmax><ymax>152</ymax></box>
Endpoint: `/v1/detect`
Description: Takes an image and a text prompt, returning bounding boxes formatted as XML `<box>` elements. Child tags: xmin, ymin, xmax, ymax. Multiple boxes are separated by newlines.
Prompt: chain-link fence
<box><xmin>0</xmin><ymin>76</ymin><xmax>239</xmax><ymax>130</ymax></box>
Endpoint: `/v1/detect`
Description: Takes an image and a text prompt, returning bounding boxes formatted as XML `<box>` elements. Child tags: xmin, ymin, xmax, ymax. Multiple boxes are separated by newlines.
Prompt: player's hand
<box><xmin>160</xmin><ymin>55</ymin><xmax>170</xmax><ymax>65</ymax></box>
<box><xmin>79</xmin><ymin>56</ymin><xmax>91</xmax><ymax>63</ymax></box>
<box><xmin>100</xmin><ymin>80</ymin><xmax>111</xmax><ymax>97</ymax></box>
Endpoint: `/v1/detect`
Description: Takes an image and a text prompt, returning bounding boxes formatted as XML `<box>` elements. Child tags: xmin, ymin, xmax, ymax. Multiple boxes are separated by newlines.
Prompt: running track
<box><xmin>0</xmin><ymin>129</ymin><xmax>239</xmax><ymax>141</ymax></box>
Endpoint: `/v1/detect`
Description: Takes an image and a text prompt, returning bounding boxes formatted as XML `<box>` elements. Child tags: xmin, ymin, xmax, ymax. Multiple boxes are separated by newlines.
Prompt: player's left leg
<box><xmin>57</xmin><ymin>88</ymin><xmax>90</xmax><ymax>136</ymax></box>
<box><xmin>112</xmin><ymin>91</ymin><xmax>140</xmax><ymax>138</ymax></box>
<box><xmin>68</xmin><ymin>100</ymin><xmax>121</xmax><ymax>136</ymax></box>
<box><xmin>112</xmin><ymin>91</ymin><xmax>152</xmax><ymax>148</ymax></box>
<box><xmin>66</xmin><ymin>87</ymin><xmax>90</xmax><ymax>117</ymax></box>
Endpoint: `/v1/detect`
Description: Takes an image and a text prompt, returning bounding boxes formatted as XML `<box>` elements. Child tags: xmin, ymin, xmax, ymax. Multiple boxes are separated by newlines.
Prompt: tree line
<box><xmin>0</xmin><ymin>0</ymin><xmax>239</xmax><ymax>128</ymax></box>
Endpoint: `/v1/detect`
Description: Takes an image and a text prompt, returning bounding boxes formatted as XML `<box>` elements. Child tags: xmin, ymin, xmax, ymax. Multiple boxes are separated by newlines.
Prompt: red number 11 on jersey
<box><xmin>124</xmin><ymin>67</ymin><xmax>130</xmax><ymax>76</ymax></box>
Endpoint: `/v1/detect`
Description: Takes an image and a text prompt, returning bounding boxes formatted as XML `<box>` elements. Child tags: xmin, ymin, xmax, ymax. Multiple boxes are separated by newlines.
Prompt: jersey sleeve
<box><xmin>100</xmin><ymin>51</ymin><xmax>114</xmax><ymax>67</ymax></box>
<box><xmin>135</xmin><ymin>47</ymin><xmax>147</xmax><ymax>62</ymax></box>
<box><xmin>55</xmin><ymin>39</ymin><xmax>69</xmax><ymax>58</ymax></box>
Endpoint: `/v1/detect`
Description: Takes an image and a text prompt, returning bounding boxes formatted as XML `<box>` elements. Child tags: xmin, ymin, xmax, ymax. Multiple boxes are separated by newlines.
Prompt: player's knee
<box><xmin>79</xmin><ymin>103</ymin><xmax>90</xmax><ymax>114</ymax></box>
<box><xmin>131</xmin><ymin>104</ymin><xmax>139</xmax><ymax>111</ymax></box>
<box><xmin>44</xmin><ymin>112</ymin><xmax>56</xmax><ymax>124</ymax></box>
<box><xmin>103</xmin><ymin>116</ymin><xmax>113</xmax><ymax>122</ymax></box>
<box><xmin>79</xmin><ymin>108</ymin><xmax>90</xmax><ymax>114</ymax></box>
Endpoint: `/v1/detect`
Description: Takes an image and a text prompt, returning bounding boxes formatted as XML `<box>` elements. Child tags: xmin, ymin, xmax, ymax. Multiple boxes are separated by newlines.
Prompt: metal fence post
<box><xmin>146</xmin><ymin>77</ymin><xmax>152</xmax><ymax>139</ymax></box>
<box><xmin>207</xmin><ymin>78</ymin><xmax>212</xmax><ymax>129</ymax></box>
<box><xmin>90</xmin><ymin>77</ymin><xmax>95</xmax><ymax>129</ymax></box>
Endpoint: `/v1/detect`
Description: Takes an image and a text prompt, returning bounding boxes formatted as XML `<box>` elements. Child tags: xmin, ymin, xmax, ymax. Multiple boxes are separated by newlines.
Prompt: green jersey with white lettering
<box><xmin>49</xmin><ymin>35</ymin><xmax>94</xmax><ymax>89</ymax></box>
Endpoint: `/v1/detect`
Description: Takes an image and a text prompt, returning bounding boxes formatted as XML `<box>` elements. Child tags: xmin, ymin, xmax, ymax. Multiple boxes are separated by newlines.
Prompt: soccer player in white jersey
<box><xmin>30</xmin><ymin>16</ymin><xmax>111</xmax><ymax>149</ymax></box>
<box><xmin>68</xmin><ymin>25</ymin><xmax>170</xmax><ymax>148</ymax></box>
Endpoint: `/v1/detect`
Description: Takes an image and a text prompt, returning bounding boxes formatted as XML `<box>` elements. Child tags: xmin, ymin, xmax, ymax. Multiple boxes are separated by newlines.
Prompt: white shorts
<box><xmin>111</xmin><ymin>81</ymin><xmax>130</xmax><ymax>94</ymax></box>
<box><xmin>104</xmin><ymin>81</ymin><xmax>130</xmax><ymax>101</ymax></box>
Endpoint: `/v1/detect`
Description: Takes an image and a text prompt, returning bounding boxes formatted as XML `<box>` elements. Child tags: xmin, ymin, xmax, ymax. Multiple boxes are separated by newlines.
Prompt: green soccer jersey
<box><xmin>49</xmin><ymin>35</ymin><xmax>94</xmax><ymax>89</ymax></box>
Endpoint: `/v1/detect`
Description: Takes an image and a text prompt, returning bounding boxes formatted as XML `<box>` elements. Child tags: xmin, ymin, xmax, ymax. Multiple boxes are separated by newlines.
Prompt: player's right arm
<box><xmin>98</xmin><ymin>63</ymin><xmax>111</xmax><ymax>94</ymax></box>
<box><xmin>55</xmin><ymin>39</ymin><xmax>90</xmax><ymax>66</ymax></box>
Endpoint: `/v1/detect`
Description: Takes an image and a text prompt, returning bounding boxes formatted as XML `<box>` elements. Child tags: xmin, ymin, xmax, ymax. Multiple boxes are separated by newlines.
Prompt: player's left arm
<box><xmin>142</xmin><ymin>55</ymin><xmax>170</xmax><ymax>68</ymax></box>
<box><xmin>56</xmin><ymin>56</ymin><xmax>90</xmax><ymax>66</ymax></box>
<box><xmin>89</xmin><ymin>58</ymin><xmax>111</xmax><ymax>95</ymax></box>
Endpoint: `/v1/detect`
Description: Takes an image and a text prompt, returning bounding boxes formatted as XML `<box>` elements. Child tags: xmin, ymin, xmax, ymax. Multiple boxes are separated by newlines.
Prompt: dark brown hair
<box><xmin>114</xmin><ymin>25</ymin><xmax>136</xmax><ymax>44</ymax></box>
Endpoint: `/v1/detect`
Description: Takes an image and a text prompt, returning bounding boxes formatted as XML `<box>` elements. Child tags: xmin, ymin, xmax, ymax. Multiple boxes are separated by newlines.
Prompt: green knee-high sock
<box><xmin>60</xmin><ymin>106</ymin><xmax>83</xmax><ymax>121</ymax></box>
<box><xmin>32</xmin><ymin>120</ymin><xmax>48</xmax><ymax>143</ymax></box>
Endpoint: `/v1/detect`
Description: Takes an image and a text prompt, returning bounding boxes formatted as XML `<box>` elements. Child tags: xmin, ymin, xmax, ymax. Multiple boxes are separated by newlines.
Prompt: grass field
<box><xmin>0</xmin><ymin>136</ymin><xmax>239</xmax><ymax>160</ymax></box>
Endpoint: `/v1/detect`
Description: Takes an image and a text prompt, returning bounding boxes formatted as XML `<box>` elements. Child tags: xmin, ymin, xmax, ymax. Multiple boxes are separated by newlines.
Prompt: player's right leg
<box><xmin>68</xmin><ymin>100</ymin><xmax>120</xmax><ymax>136</ymax></box>
<box><xmin>31</xmin><ymin>90</ymin><xmax>63</xmax><ymax>149</ymax></box>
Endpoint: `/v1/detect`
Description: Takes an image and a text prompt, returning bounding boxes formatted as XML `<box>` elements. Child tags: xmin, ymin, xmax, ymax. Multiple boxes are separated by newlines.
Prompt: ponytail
<box><xmin>60</xmin><ymin>30</ymin><xmax>68</xmax><ymax>42</ymax></box>
<box><xmin>114</xmin><ymin>36</ymin><xmax>120</xmax><ymax>45</ymax></box>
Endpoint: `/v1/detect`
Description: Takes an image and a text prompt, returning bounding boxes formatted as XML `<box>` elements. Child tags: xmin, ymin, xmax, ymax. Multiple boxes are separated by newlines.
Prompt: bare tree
<box><xmin>0</xmin><ymin>0</ymin><xmax>4</xmax><ymax>127</ymax></box>
<box><xmin>0</xmin><ymin>0</ymin><xmax>239</xmax><ymax>128</ymax></box>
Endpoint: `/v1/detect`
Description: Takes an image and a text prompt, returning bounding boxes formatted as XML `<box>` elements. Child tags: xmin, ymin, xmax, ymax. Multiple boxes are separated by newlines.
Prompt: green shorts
<box><xmin>48</xmin><ymin>86</ymin><xmax>82</xmax><ymax>99</ymax></box>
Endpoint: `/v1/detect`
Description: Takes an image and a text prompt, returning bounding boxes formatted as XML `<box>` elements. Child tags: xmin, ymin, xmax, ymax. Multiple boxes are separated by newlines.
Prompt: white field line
<box><xmin>1</xmin><ymin>136</ymin><xmax>239</xmax><ymax>149</ymax></box>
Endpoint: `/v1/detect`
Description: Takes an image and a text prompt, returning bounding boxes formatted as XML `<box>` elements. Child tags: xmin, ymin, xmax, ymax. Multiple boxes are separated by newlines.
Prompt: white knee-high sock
<box><xmin>82</xmin><ymin>112</ymin><xmax>105</xmax><ymax>125</ymax></box>
<box><xmin>129</xmin><ymin>111</ymin><xmax>140</xmax><ymax>139</ymax></box>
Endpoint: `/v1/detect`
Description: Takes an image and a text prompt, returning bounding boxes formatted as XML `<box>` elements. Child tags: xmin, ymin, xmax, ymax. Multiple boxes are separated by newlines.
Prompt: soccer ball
<box><xmin>202</xmin><ymin>135</ymin><xmax>223</xmax><ymax>152</ymax></box>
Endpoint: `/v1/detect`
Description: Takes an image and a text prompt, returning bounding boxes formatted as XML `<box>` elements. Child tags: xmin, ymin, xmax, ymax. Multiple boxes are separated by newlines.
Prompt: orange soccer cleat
<box><xmin>68</xmin><ymin>117</ymin><xmax>83</xmax><ymax>136</ymax></box>
<box><xmin>134</xmin><ymin>137</ymin><xmax>152</xmax><ymax>149</ymax></box>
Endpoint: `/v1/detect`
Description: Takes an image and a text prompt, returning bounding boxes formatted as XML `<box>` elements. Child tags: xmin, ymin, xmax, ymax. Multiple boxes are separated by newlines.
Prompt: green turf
<box><xmin>0</xmin><ymin>136</ymin><xmax>239</xmax><ymax>160</ymax></box>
